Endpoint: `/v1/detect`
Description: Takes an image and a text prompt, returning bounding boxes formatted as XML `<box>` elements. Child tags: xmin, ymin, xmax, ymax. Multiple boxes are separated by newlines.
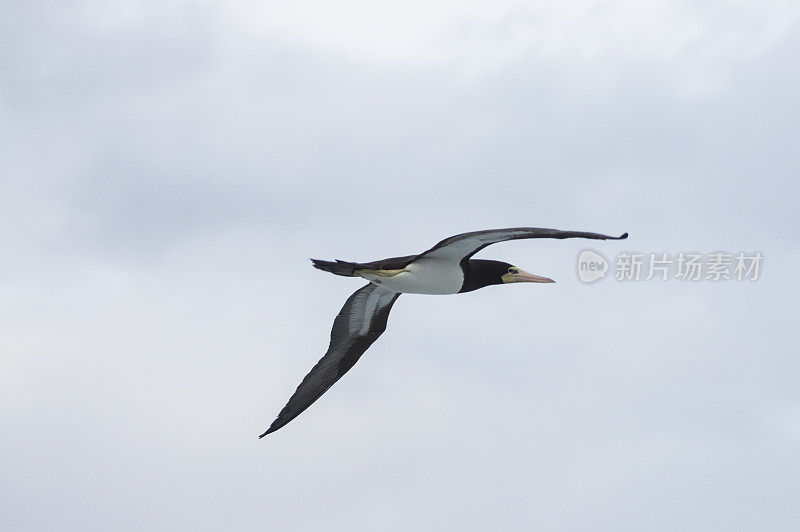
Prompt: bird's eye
<box><xmin>509</xmin><ymin>267</ymin><xmax>518</xmax><ymax>274</ymax></box>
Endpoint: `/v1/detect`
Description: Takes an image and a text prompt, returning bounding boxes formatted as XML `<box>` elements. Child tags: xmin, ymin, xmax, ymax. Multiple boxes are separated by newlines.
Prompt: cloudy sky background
<box><xmin>2</xmin><ymin>1</ymin><xmax>799</xmax><ymax>530</ymax></box>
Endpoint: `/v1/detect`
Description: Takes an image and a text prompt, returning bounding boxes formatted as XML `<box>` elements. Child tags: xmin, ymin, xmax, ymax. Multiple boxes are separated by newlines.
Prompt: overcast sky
<box><xmin>2</xmin><ymin>1</ymin><xmax>799</xmax><ymax>530</ymax></box>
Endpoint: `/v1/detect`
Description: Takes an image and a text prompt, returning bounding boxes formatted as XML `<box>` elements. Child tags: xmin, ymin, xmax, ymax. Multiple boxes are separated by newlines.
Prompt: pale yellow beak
<box><xmin>501</xmin><ymin>269</ymin><xmax>555</xmax><ymax>284</ymax></box>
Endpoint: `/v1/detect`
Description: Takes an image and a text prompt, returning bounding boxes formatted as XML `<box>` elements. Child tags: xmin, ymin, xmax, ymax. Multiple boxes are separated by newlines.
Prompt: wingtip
<box><xmin>258</xmin><ymin>424</ymin><xmax>276</xmax><ymax>438</ymax></box>
<box><xmin>259</xmin><ymin>421</ymin><xmax>282</xmax><ymax>438</ymax></box>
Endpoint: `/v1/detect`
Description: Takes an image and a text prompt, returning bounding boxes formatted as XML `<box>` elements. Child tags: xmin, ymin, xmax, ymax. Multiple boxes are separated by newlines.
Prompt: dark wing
<box><xmin>260</xmin><ymin>283</ymin><xmax>401</xmax><ymax>437</ymax></box>
<box><xmin>418</xmin><ymin>227</ymin><xmax>628</xmax><ymax>262</ymax></box>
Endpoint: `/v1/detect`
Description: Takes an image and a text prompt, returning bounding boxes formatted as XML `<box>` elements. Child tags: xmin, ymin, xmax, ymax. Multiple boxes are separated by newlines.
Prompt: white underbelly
<box><xmin>358</xmin><ymin>259</ymin><xmax>463</xmax><ymax>295</ymax></box>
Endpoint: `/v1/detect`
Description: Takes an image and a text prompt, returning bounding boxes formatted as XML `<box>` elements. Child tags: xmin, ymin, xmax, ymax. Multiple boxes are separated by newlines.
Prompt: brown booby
<box><xmin>261</xmin><ymin>227</ymin><xmax>627</xmax><ymax>437</ymax></box>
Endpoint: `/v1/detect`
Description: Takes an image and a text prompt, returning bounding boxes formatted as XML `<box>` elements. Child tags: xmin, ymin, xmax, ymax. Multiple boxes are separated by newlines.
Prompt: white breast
<box><xmin>358</xmin><ymin>259</ymin><xmax>464</xmax><ymax>295</ymax></box>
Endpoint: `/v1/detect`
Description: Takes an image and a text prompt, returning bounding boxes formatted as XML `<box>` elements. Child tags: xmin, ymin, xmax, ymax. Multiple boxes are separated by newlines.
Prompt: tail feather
<box><xmin>310</xmin><ymin>259</ymin><xmax>358</xmax><ymax>277</ymax></box>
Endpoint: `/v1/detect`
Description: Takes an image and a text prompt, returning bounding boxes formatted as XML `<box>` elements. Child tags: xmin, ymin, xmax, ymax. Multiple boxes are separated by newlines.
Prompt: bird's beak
<box><xmin>502</xmin><ymin>269</ymin><xmax>555</xmax><ymax>284</ymax></box>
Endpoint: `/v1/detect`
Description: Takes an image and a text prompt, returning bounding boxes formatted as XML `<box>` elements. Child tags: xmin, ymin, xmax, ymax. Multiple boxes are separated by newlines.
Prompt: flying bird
<box><xmin>260</xmin><ymin>227</ymin><xmax>627</xmax><ymax>437</ymax></box>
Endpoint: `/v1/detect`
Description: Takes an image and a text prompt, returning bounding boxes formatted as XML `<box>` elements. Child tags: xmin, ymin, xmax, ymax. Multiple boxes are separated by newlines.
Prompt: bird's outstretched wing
<box><xmin>260</xmin><ymin>283</ymin><xmax>401</xmax><ymax>437</ymax></box>
<box><xmin>418</xmin><ymin>227</ymin><xmax>628</xmax><ymax>262</ymax></box>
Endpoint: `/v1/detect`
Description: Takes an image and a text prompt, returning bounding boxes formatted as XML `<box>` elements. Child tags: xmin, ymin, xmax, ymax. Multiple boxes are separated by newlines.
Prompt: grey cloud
<box><xmin>2</xmin><ymin>2</ymin><xmax>798</xmax><ymax>531</ymax></box>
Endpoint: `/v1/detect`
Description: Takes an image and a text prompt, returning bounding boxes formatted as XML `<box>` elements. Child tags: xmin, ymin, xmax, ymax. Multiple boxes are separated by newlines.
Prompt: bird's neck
<box><xmin>459</xmin><ymin>260</ymin><xmax>504</xmax><ymax>293</ymax></box>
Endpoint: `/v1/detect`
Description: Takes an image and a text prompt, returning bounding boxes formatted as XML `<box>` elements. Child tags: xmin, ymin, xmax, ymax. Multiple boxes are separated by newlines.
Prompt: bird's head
<box><xmin>500</xmin><ymin>263</ymin><xmax>555</xmax><ymax>285</ymax></box>
<box><xmin>460</xmin><ymin>260</ymin><xmax>555</xmax><ymax>292</ymax></box>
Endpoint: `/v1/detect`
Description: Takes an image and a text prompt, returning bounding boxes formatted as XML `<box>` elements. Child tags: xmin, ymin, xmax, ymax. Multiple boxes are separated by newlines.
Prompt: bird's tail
<box><xmin>310</xmin><ymin>259</ymin><xmax>359</xmax><ymax>277</ymax></box>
